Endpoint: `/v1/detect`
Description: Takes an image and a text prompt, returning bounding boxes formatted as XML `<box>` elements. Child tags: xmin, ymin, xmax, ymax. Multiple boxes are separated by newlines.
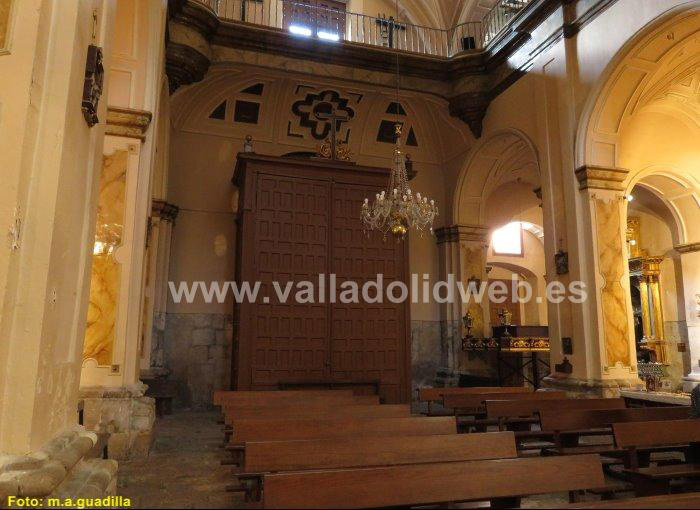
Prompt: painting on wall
<box><xmin>0</xmin><ymin>0</ymin><xmax>13</xmax><ymax>53</ymax></box>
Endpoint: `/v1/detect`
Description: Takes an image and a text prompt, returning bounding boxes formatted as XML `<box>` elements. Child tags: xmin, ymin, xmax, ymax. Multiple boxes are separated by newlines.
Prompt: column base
<box><xmin>682</xmin><ymin>373</ymin><xmax>700</xmax><ymax>393</ymax></box>
<box><xmin>542</xmin><ymin>373</ymin><xmax>645</xmax><ymax>397</ymax></box>
<box><xmin>0</xmin><ymin>428</ymin><xmax>117</xmax><ymax>505</ymax></box>
<box><xmin>79</xmin><ymin>383</ymin><xmax>156</xmax><ymax>460</ymax></box>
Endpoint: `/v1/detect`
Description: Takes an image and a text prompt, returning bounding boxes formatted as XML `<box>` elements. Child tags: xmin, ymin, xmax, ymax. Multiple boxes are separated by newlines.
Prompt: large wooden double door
<box><xmin>233</xmin><ymin>154</ymin><xmax>410</xmax><ymax>403</ymax></box>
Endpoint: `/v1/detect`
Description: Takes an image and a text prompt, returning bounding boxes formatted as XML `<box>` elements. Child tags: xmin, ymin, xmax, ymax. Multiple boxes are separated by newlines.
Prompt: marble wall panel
<box><xmin>595</xmin><ymin>197</ymin><xmax>632</xmax><ymax>368</ymax></box>
<box><xmin>84</xmin><ymin>150</ymin><xmax>128</xmax><ymax>365</ymax></box>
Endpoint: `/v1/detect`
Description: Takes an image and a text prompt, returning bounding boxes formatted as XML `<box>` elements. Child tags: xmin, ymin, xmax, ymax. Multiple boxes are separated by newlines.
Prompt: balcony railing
<box><xmin>199</xmin><ymin>0</ymin><xmax>533</xmax><ymax>58</ymax></box>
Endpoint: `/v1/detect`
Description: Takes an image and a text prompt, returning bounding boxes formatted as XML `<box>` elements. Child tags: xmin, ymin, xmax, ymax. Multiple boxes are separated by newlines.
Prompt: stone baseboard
<box><xmin>542</xmin><ymin>374</ymin><xmax>645</xmax><ymax>397</ymax></box>
<box><xmin>0</xmin><ymin>428</ymin><xmax>117</xmax><ymax>506</ymax></box>
<box><xmin>79</xmin><ymin>384</ymin><xmax>155</xmax><ymax>460</ymax></box>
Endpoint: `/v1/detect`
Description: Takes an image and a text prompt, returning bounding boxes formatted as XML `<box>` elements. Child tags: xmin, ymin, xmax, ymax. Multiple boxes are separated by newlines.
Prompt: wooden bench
<box><xmin>418</xmin><ymin>386</ymin><xmax>530</xmax><ymax>415</ymax></box>
<box><xmin>223</xmin><ymin>404</ymin><xmax>411</xmax><ymax>424</ymax></box>
<box><xmin>444</xmin><ymin>391</ymin><xmax>567</xmax><ymax>431</ymax></box>
<box><xmin>568</xmin><ymin>492</ymin><xmax>700</xmax><ymax>508</ymax></box>
<box><xmin>229</xmin><ymin>416</ymin><xmax>456</xmax><ymax>444</ymax></box>
<box><xmin>614</xmin><ymin>419</ymin><xmax>700</xmax><ymax>495</ymax></box>
<box><xmin>539</xmin><ymin>406</ymin><xmax>691</xmax><ymax>460</ymax></box>
<box><xmin>260</xmin><ymin>453</ymin><xmax>605</xmax><ymax>508</ymax></box>
<box><xmin>235</xmin><ymin>432</ymin><xmax>518</xmax><ymax>501</ymax></box>
<box><xmin>213</xmin><ymin>389</ymin><xmax>355</xmax><ymax>406</ymax></box>
<box><xmin>485</xmin><ymin>398</ymin><xmax>626</xmax><ymax>443</ymax></box>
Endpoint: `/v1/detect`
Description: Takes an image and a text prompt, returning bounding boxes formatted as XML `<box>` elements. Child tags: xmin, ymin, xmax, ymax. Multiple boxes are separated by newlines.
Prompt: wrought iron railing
<box><xmin>199</xmin><ymin>0</ymin><xmax>533</xmax><ymax>58</ymax></box>
<box><xmin>482</xmin><ymin>0</ymin><xmax>533</xmax><ymax>44</ymax></box>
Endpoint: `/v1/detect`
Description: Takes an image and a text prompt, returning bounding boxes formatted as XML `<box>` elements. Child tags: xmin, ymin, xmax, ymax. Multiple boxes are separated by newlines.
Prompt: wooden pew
<box><xmin>260</xmin><ymin>454</ymin><xmax>605</xmax><ymax>508</ymax></box>
<box><xmin>613</xmin><ymin>419</ymin><xmax>700</xmax><ymax>495</ymax></box>
<box><xmin>229</xmin><ymin>416</ymin><xmax>457</xmax><ymax>444</ymax></box>
<box><xmin>539</xmin><ymin>406</ymin><xmax>691</xmax><ymax>459</ymax></box>
<box><xmin>418</xmin><ymin>386</ymin><xmax>530</xmax><ymax>415</ymax></box>
<box><xmin>235</xmin><ymin>432</ymin><xmax>517</xmax><ymax>501</ymax></box>
<box><xmin>223</xmin><ymin>403</ymin><xmax>410</xmax><ymax>424</ymax></box>
<box><xmin>568</xmin><ymin>492</ymin><xmax>700</xmax><ymax>508</ymax></box>
<box><xmin>485</xmin><ymin>398</ymin><xmax>626</xmax><ymax>440</ymax></box>
<box><xmin>213</xmin><ymin>389</ymin><xmax>355</xmax><ymax>406</ymax></box>
<box><xmin>444</xmin><ymin>391</ymin><xmax>567</xmax><ymax>431</ymax></box>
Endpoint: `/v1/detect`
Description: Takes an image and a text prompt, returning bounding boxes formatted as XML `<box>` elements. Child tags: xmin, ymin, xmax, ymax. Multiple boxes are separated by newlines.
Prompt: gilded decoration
<box><xmin>595</xmin><ymin>197</ymin><xmax>632</xmax><ymax>367</ymax></box>
<box><xmin>84</xmin><ymin>150</ymin><xmax>128</xmax><ymax>365</ymax></box>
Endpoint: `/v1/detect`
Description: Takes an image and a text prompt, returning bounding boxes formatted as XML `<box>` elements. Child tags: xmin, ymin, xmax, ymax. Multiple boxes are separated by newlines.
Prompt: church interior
<box><xmin>3</xmin><ymin>0</ymin><xmax>700</xmax><ymax>508</ymax></box>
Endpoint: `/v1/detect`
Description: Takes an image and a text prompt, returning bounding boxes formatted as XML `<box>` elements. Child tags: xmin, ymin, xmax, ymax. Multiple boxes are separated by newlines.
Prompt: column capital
<box><xmin>575</xmin><ymin>165</ymin><xmax>629</xmax><ymax>191</ymax></box>
<box><xmin>106</xmin><ymin>107</ymin><xmax>153</xmax><ymax>141</ymax></box>
<box><xmin>151</xmin><ymin>199</ymin><xmax>180</xmax><ymax>223</ymax></box>
<box><xmin>675</xmin><ymin>242</ymin><xmax>700</xmax><ymax>254</ymax></box>
<box><xmin>435</xmin><ymin>224</ymin><xmax>489</xmax><ymax>245</ymax></box>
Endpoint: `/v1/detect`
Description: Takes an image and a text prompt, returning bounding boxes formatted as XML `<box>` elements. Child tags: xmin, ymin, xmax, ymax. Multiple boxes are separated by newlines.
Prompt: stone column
<box><xmin>678</xmin><ymin>243</ymin><xmax>700</xmax><ymax>391</ymax></box>
<box><xmin>571</xmin><ymin>166</ymin><xmax>643</xmax><ymax>393</ymax></box>
<box><xmin>140</xmin><ymin>200</ymin><xmax>179</xmax><ymax>375</ymax></box>
<box><xmin>435</xmin><ymin>225</ymin><xmax>490</xmax><ymax>378</ymax></box>
<box><xmin>0</xmin><ymin>0</ymin><xmax>119</xmax><ymax>501</ymax></box>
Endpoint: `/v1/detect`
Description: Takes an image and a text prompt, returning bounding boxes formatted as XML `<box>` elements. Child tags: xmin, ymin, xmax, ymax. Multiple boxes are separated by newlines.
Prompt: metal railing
<box><xmin>203</xmin><ymin>0</ymin><xmax>532</xmax><ymax>58</ymax></box>
<box><xmin>482</xmin><ymin>0</ymin><xmax>533</xmax><ymax>44</ymax></box>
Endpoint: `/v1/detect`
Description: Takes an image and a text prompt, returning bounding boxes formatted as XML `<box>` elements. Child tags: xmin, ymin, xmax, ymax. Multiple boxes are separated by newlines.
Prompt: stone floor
<box><xmin>116</xmin><ymin>411</ymin><xmax>607</xmax><ymax>509</ymax></box>
<box><xmin>118</xmin><ymin>411</ymin><xmax>244</xmax><ymax>509</ymax></box>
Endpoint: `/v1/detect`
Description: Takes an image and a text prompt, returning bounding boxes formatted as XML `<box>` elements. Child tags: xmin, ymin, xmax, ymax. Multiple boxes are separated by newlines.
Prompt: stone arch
<box><xmin>453</xmin><ymin>128</ymin><xmax>540</xmax><ymax>227</ymax></box>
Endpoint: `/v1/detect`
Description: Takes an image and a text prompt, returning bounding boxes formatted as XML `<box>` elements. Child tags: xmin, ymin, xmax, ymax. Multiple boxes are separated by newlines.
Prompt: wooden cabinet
<box><xmin>232</xmin><ymin>154</ymin><xmax>411</xmax><ymax>403</ymax></box>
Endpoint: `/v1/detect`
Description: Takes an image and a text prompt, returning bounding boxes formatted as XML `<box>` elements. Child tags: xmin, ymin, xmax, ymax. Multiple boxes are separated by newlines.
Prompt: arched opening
<box><xmin>578</xmin><ymin>6</ymin><xmax>700</xmax><ymax>391</ymax></box>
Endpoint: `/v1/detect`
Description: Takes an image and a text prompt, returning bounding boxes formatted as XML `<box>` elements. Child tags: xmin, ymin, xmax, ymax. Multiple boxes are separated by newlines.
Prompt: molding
<box><xmin>435</xmin><ymin>224</ymin><xmax>489</xmax><ymax>245</ymax></box>
<box><xmin>151</xmin><ymin>199</ymin><xmax>180</xmax><ymax>223</ymax></box>
<box><xmin>676</xmin><ymin>242</ymin><xmax>700</xmax><ymax>254</ymax></box>
<box><xmin>575</xmin><ymin>165</ymin><xmax>629</xmax><ymax>191</ymax></box>
<box><xmin>166</xmin><ymin>42</ymin><xmax>211</xmax><ymax>92</ymax></box>
<box><xmin>105</xmin><ymin>107</ymin><xmax>153</xmax><ymax>141</ymax></box>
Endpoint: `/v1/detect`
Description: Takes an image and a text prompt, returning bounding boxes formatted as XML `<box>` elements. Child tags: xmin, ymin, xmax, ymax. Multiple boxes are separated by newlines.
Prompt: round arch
<box><xmin>452</xmin><ymin>128</ymin><xmax>540</xmax><ymax>226</ymax></box>
<box><xmin>576</xmin><ymin>3</ymin><xmax>700</xmax><ymax>245</ymax></box>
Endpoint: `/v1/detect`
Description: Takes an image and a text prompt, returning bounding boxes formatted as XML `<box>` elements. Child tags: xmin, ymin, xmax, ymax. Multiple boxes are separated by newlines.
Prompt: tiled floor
<box><xmin>118</xmin><ymin>411</ymin><xmax>243</xmax><ymax>509</ymax></box>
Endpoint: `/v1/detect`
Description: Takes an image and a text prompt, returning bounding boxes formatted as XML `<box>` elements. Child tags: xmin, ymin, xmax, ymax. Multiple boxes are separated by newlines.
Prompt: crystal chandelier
<box><xmin>360</xmin><ymin>0</ymin><xmax>437</xmax><ymax>239</ymax></box>
<box><xmin>361</xmin><ymin>124</ymin><xmax>438</xmax><ymax>239</ymax></box>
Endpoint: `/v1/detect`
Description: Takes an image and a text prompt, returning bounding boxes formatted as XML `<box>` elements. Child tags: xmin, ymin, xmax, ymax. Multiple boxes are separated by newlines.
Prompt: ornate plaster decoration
<box><xmin>575</xmin><ymin>165</ymin><xmax>629</xmax><ymax>191</ymax></box>
<box><xmin>291</xmin><ymin>89</ymin><xmax>356</xmax><ymax>140</ymax></box>
<box><xmin>106</xmin><ymin>107</ymin><xmax>153</xmax><ymax>141</ymax></box>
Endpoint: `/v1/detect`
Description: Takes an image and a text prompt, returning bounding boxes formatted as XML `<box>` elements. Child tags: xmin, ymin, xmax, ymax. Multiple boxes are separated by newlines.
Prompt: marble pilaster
<box><xmin>571</xmin><ymin>166</ymin><xmax>643</xmax><ymax>392</ymax></box>
<box><xmin>677</xmin><ymin>244</ymin><xmax>700</xmax><ymax>391</ymax></box>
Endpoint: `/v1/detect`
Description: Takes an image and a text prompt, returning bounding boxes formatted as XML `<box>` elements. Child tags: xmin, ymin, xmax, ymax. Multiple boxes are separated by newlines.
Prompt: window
<box><xmin>492</xmin><ymin>222</ymin><xmax>523</xmax><ymax>256</ymax></box>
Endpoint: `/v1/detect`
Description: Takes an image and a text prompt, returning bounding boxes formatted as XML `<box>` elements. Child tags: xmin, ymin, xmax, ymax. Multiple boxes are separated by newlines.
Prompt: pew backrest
<box><xmin>244</xmin><ymin>431</ymin><xmax>517</xmax><ymax>472</ymax></box>
<box><xmin>443</xmin><ymin>391</ymin><xmax>567</xmax><ymax>410</ymax></box>
<box><xmin>232</xmin><ymin>416</ymin><xmax>457</xmax><ymax>443</ymax></box>
<box><xmin>217</xmin><ymin>393</ymin><xmax>362</xmax><ymax>409</ymax></box>
<box><xmin>485</xmin><ymin>398</ymin><xmax>625</xmax><ymax>420</ymax></box>
<box><xmin>225</xmin><ymin>404</ymin><xmax>410</xmax><ymax>423</ymax></box>
<box><xmin>261</xmin><ymin>454</ymin><xmax>605</xmax><ymax>509</ymax></box>
<box><xmin>613</xmin><ymin>419</ymin><xmax>700</xmax><ymax>449</ymax></box>
<box><xmin>418</xmin><ymin>386</ymin><xmax>530</xmax><ymax>403</ymax></box>
<box><xmin>213</xmin><ymin>389</ymin><xmax>353</xmax><ymax>406</ymax></box>
<box><xmin>540</xmin><ymin>406</ymin><xmax>691</xmax><ymax>432</ymax></box>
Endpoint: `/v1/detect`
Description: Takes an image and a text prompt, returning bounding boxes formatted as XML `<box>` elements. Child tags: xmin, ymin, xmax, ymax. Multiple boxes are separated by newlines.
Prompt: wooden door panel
<box><xmin>330</xmin><ymin>183</ymin><xmax>408</xmax><ymax>403</ymax></box>
<box><xmin>252</xmin><ymin>174</ymin><xmax>331</xmax><ymax>387</ymax></box>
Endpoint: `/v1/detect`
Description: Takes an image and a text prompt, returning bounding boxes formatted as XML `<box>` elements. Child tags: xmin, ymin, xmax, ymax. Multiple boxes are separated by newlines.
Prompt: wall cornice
<box><xmin>105</xmin><ymin>107</ymin><xmax>153</xmax><ymax>141</ymax></box>
<box><xmin>575</xmin><ymin>165</ymin><xmax>629</xmax><ymax>191</ymax></box>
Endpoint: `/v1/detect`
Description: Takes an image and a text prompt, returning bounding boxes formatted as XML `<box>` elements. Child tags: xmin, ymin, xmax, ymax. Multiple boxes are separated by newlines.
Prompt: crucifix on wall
<box><xmin>316</xmin><ymin>106</ymin><xmax>351</xmax><ymax>160</ymax></box>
